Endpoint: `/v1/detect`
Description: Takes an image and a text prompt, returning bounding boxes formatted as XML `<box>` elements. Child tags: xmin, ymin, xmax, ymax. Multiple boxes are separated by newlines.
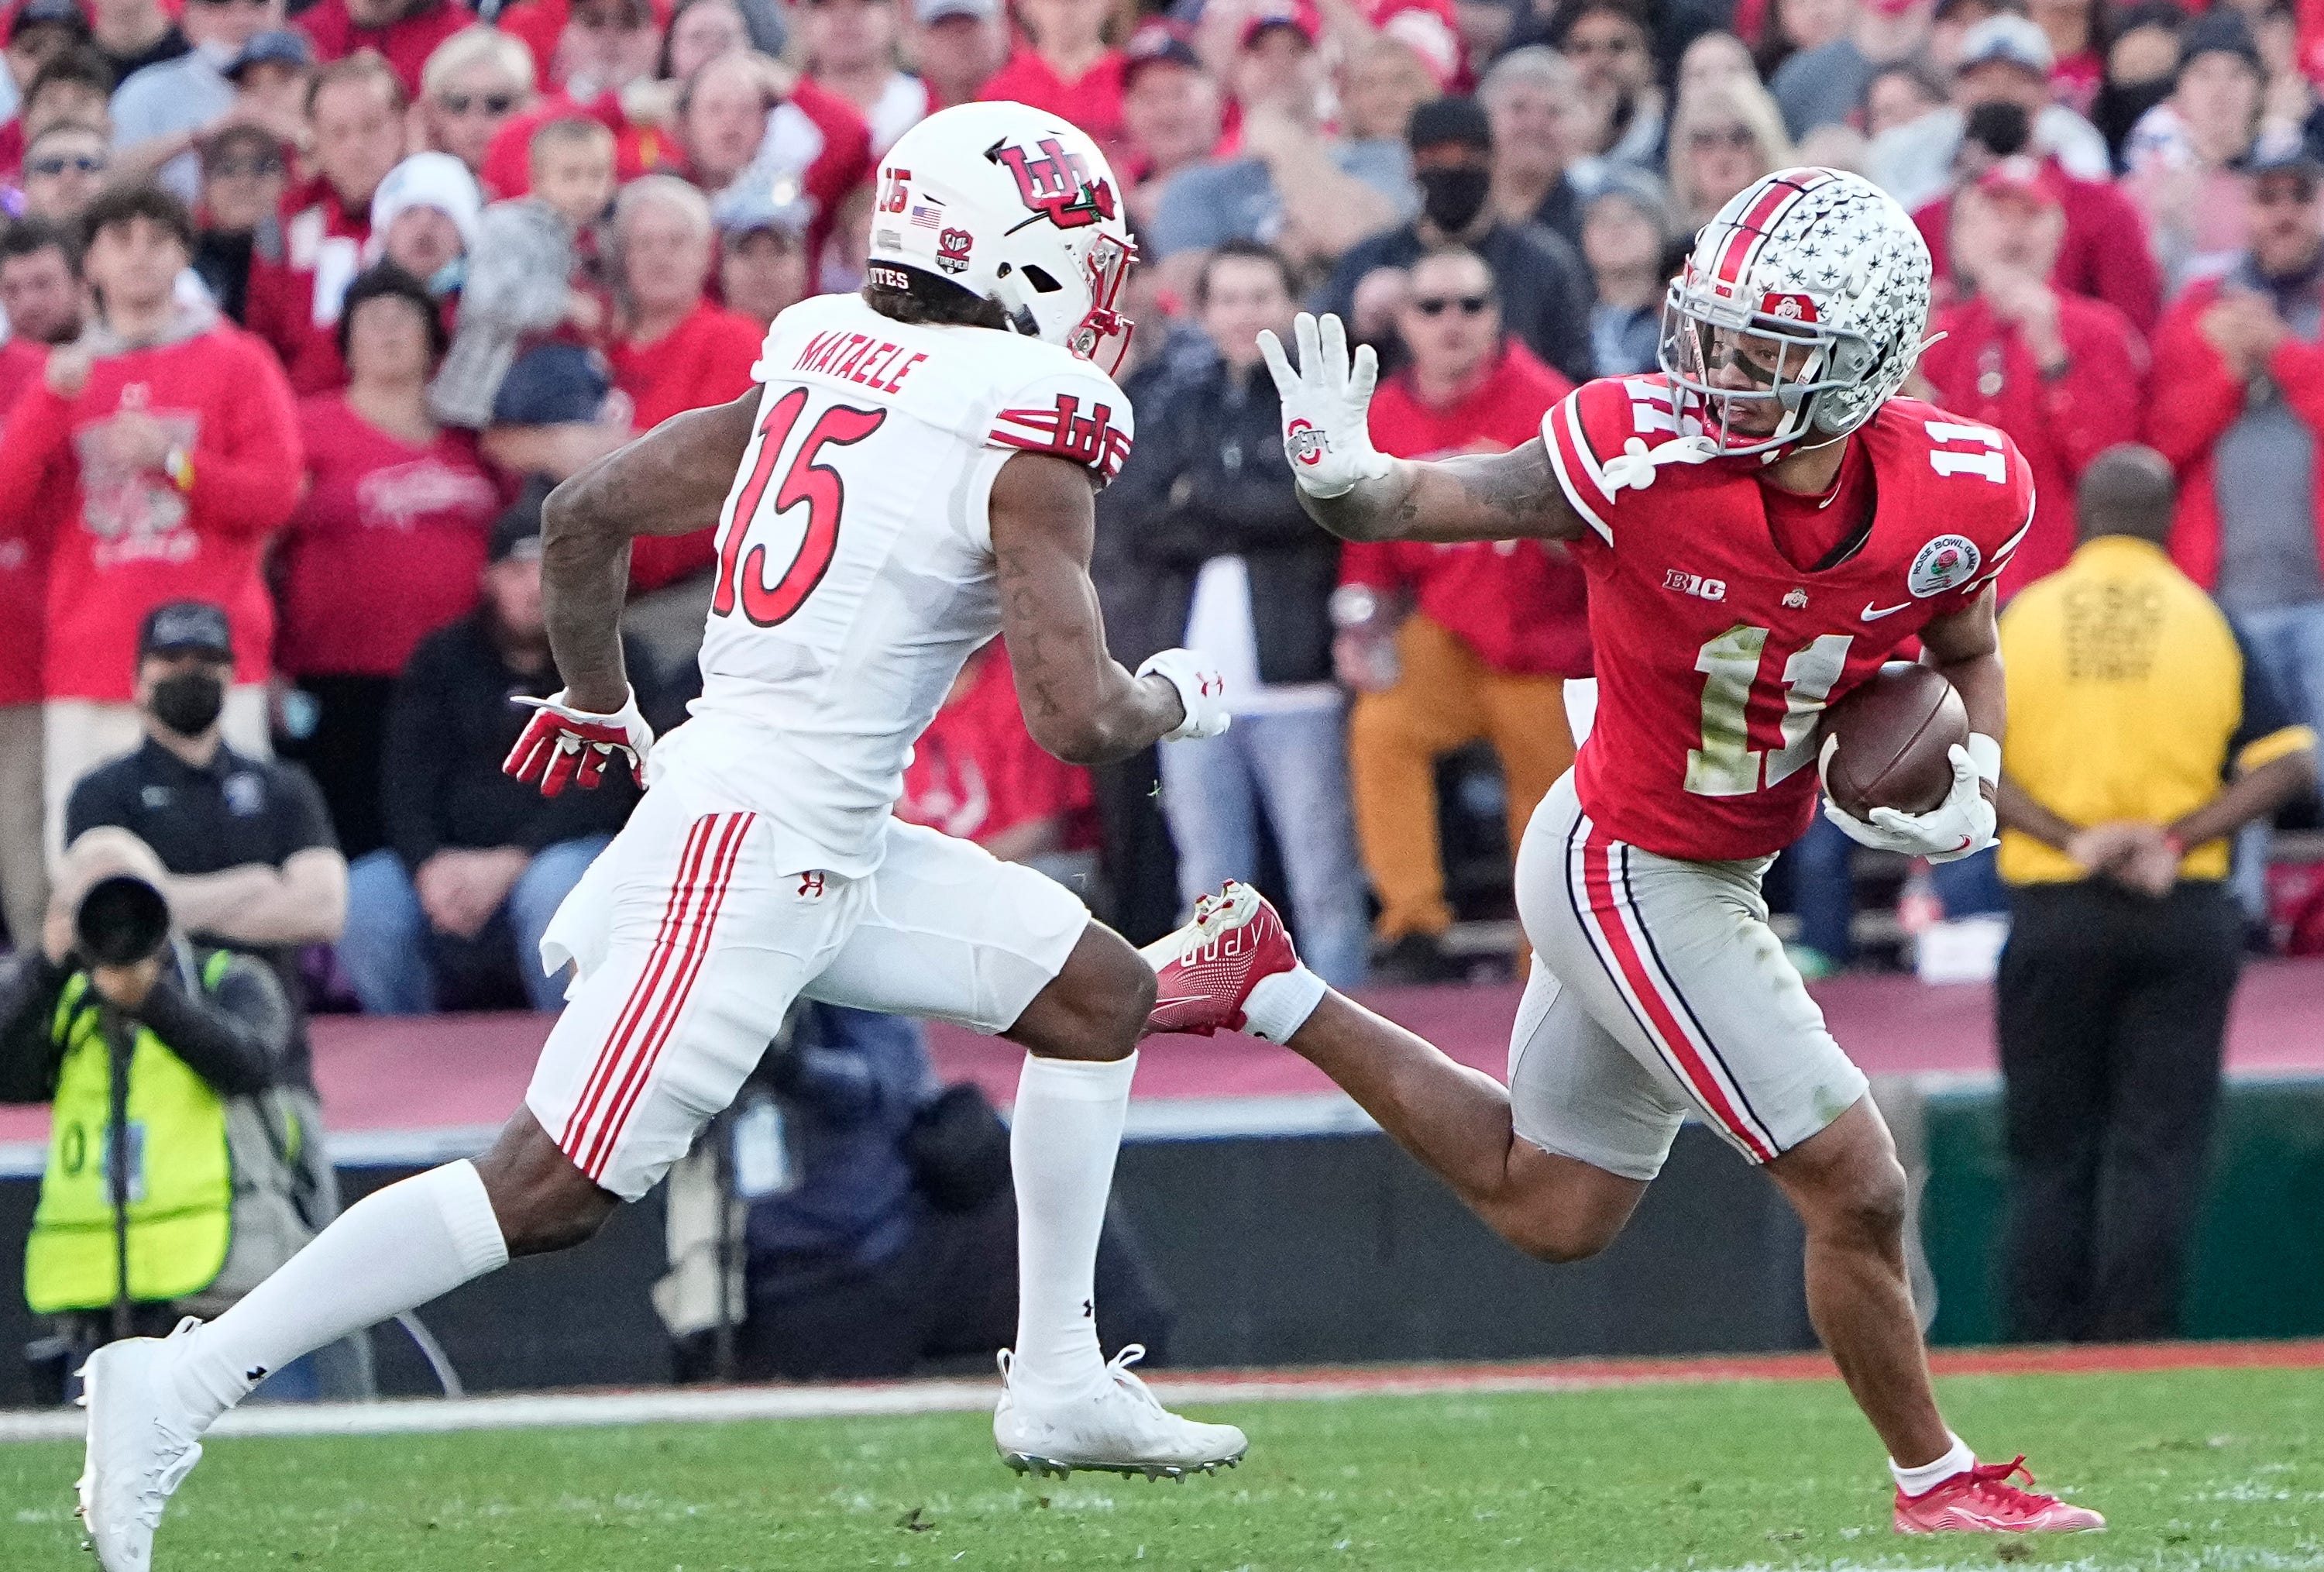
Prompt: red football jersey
<box><xmin>1541</xmin><ymin>376</ymin><xmax>2033</xmax><ymax>861</ymax></box>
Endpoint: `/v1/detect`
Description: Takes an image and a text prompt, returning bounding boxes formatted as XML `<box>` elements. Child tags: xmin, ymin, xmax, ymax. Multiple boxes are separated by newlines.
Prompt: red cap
<box><xmin>1241</xmin><ymin>0</ymin><xmax>1322</xmax><ymax>49</ymax></box>
<box><xmin>1973</xmin><ymin>154</ymin><xmax>2061</xmax><ymax>212</ymax></box>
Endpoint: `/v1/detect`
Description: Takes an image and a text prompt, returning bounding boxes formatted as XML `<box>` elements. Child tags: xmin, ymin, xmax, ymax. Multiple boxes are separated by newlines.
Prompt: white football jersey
<box><xmin>648</xmin><ymin>290</ymin><xmax>1134</xmax><ymax>879</ymax></box>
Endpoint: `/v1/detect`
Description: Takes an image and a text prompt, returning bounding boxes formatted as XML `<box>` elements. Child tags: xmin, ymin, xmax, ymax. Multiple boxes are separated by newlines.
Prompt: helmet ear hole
<box><xmin>1020</xmin><ymin>265</ymin><xmax>1064</xmax><ymax>294</ymax></box>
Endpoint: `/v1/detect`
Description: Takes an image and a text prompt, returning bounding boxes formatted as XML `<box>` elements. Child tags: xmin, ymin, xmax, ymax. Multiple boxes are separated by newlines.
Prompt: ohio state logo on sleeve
<box><xmin>985</xmin><ymin>136</ymin><xmax>1117</xmax><ymax>230</ymax></box>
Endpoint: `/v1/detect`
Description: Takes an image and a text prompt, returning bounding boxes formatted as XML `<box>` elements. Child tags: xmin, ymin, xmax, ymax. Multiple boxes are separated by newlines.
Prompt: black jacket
<box><xmin>0</xmin><ymin>944</ymin><xmax>292</xmax><ymax>1105</ymax></box>
<box><xmin>1104</xmin><ymin>352</ymin><xmax>1339</xmax><ymax>687</ymax></box>
<box><xmin>380</xmin><ymin>614</ymin><xmax>648</xmax><ymax>872</ymax></box>
<box><xmin>1318</xmin><ymin>218</ymin><xmax>1597</xmax><ymax>386</ymax></box>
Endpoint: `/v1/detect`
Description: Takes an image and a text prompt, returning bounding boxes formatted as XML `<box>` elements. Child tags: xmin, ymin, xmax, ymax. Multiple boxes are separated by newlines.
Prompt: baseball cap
<box><xmin>714</xmin><ymin>185</ymin><xmax>809</xmax><ymax>243</ymax></box>
<box><xmin>139</xmin><ymin>600</ymin><xmax>234</xmax><ymax>662</ymax></box>
<box><xmin>913</xmin><ymin>0</ymin><xmax>997</xmax><ymax>22</ymax></box>
<box><xmin>2250</xmin><ymin>143</ymin><xmax>2324</xmax><ymax>189</ymax></box>
<box><xmin>1408</xmin><ymin>93</ymin><xmax>1492</xmax><ymax>153</ymax></box>
<box><xmin>1122</xmin><ymin>22</ymin><xmax>1201</xmax><ymax>87</ymax></box>
<box><xmin>1972</xmin><ymin>153</ymin><xmax>2061</xmax><ymax>210</ymax></box>
<box><xmin>1584</xmin><ymin>166</ymin><xmax>1672</xmax><ymax>239</ymax></box>
<box><xmin>9</xmin><ymin>0</ymin><xmax>88</xmax><ymax>43</ymax></box>
<box><xmin>2181</xmin><ymin>10</ymin><xmax>2264</xmax><ymax>77</ymax></box>
<box><xmin>1957</xmin><ymin>14</ymin><xmax>2054</xmax><ymax>75</ymax></box>
<box><xmin>490</xmin><ymin>482</ymin><xmax>550</xmax><ymax>564</ymax></box>
<box><xmin>223</xmin><ymin>26</ymin><xmax>311</xmax><ymax>79</ymax></box>
<box><xmin>1241</xmin><ymin>0</ymin><xmax>1321</xmax><ymax>50</ymax></box>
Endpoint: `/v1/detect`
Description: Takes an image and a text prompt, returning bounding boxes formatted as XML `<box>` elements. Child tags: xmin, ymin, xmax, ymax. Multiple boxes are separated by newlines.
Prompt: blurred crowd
<box><xmin>0</xmin><ymin>0</ymin><xmax>2322</xmax><ymax>1012</ymax></box>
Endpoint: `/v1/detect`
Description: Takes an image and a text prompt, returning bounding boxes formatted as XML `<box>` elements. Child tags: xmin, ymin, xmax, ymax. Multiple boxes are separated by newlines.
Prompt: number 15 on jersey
<box><xmin>713</xmin><ymin>387</ymin><xmax>889</xmax><ymax>629</ymax></box>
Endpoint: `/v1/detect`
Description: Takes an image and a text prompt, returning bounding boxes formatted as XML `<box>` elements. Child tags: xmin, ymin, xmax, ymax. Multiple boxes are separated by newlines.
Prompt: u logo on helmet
<box><xmin>985</xmin><ymin>136</ymin><xmax>1118</xmax><ymax>230</ymax></box>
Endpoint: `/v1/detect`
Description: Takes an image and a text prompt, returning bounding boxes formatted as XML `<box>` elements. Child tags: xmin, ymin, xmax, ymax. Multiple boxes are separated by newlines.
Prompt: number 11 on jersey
<box><xmin>1686</xmin><ymin>625</ymin><xmax>1855</xmax><ymax>797</ymax></box>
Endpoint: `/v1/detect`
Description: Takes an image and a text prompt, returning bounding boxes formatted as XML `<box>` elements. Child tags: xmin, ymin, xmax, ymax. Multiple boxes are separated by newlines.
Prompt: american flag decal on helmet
<box><xmin>990</xmin><ymin>394</ymin><xmax>1132</xmax><ymax>483</ymax></box>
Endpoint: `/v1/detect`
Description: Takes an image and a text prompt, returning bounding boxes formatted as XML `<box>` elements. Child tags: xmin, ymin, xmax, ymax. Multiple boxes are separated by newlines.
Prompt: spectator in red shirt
<box><xmin>1117</xmin><ymin>25</ymin><xmax>1220</xmax><ymax>232</ymax></box>
<box><xmin>978</xmin><ymin>0</ymin><xmax>1126</xmax><ymax>150</ymax></box>
<box><xmin>476</xmin><ymin>0</ymin><xmax>683</xmax><ymax>198</ymax></box>
<box><xmin>277</xmin><ymin>266</ymin><xmax>500</xmax><ymax>859</ymax></box>
<box><xmin>674</xmin><ymin>51</ymin><xmax>872</xmax><ymax>263</ymax></box>
<box><xmin>0</xmin><ymin>185</ymin><xmax>301</xmax><ymax>854</ymax></box>
<box><xmin>802</xmin><ymin>0</ymin><xmax>933</xmax><ymax>157</ymax></box>
<box><xmin>297</xmin><ymin>0</ymin><xmax>469</xmax><ymax>99</ymax></box>
<box><xmin>910</xmin><ymin>0</ymin><xmax>1006</xmax><ymax>111</ymax></box>
<box><xmin>600</xmin><ymin>175</ymin><xmax>761</xmax><ymax>624</ymax></box>
<box><xmin>1914</xmin><ymin>98</ymin><xmax>2165</xmax><ymax>335</ymax></box>
<box><xmin>0</xmin><ymin>218</ymin><xmax>87</xmax><ymax>946</ymax></box>
<box><xmin>897</xmin><ymin>642</ymin><xmax>1096</xmax><ymax>879</ymax></box>
<box><xmin>1918</xmin><ymin>158</ymin><xmax>2147</xmax><ymax>598</ymax></box>
<box><xmin>1337</xmin><ymin>245</ymin><xmax>1585</xmax><ymax>978</ymax></box>
<box><xmin>417</xmin><ymin>26</ymin><xmax>540</xmax><ymax>184</ymax></box>
<box><xmin>246</xmin><ymin>51</ymin><xmax>407</xmax><ymax>394</ymax></box>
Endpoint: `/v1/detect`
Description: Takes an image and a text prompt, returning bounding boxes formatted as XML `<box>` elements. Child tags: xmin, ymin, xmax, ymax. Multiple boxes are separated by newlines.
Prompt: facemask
<box><xmin>150</xmin><ymin>669</ymin><xmax>225</xmax><ymax>738</ymax></box>
<box><xmin>1418</xmin><ymin>165</ymin><xmax>1493</xmax><ymax>236</ymax></box>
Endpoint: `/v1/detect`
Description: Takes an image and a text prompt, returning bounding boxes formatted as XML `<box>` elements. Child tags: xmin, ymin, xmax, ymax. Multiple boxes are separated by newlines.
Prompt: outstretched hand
<box><xmin>1257</xmin><ymin>311</ymin><xmax>1393</xmax><ymax>500</ymax></box>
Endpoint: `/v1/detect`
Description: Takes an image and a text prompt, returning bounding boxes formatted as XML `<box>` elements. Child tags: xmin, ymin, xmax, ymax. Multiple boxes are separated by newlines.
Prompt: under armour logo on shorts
<box><xmin>799</xmin><ymin>872</ymin><xmax>827</xmax><ymax>899</ymax></box>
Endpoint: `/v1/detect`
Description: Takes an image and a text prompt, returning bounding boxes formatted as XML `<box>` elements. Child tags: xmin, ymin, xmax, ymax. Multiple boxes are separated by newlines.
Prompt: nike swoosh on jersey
<box><xmin>1862</xmin><ymin>600</ymin><xmax>1912</xmax><ymax>620</ymax></box>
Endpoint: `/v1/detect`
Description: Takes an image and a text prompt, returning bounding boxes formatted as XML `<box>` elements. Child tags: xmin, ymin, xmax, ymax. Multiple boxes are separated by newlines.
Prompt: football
<box><xmin>1817</xmin><ymin>662</ymin><xmax>1968</xmax><ymax>820</ymax></box>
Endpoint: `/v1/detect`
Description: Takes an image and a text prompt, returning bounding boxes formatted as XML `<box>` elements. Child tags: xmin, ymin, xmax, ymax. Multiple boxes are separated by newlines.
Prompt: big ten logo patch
<box><xmin>937</xmin><ymin>227</ymin><xmax>974</xmax><ymax>274</ymax></box>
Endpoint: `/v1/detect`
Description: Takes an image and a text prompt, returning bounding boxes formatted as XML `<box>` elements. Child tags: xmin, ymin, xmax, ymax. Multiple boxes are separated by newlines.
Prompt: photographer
<box><xmin>0</xmin><ymin>830</ymin><xmax>314</xmax><ymax>1389</ymax></box>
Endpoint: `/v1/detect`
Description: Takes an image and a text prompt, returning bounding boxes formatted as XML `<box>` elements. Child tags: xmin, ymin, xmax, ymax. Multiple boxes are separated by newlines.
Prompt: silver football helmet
<box><xmin>1660</xmin><ymin>167</ymin><xmax>1933</xmax><ymax>458</ymax></box>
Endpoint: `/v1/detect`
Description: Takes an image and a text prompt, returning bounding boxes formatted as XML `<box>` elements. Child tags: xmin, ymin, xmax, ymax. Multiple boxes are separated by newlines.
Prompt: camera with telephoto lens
<box><xmin>73</xmin><ymin>874</ymin><xmax>171</xmax><ymax>968</ymax></box>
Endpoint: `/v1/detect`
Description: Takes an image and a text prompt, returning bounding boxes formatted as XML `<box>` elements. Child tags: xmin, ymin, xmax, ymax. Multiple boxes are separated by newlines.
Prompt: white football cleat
<box><xmin>77</xmin><ymin>1319</ymin><xmax>207</xmax><ymax>1572</ymax></box>
<box><xmin>993</xmin><ymin>1345</ymin><xmax>1247</xmax><ymax>1480</ymax></box>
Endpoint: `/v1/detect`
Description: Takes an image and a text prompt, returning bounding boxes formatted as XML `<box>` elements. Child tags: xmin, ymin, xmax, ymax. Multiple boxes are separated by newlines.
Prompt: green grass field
<box><xmin>4</xmin><ymin>1365</ymin><xmax>2321</xmax><ymax>1571</ymax></box>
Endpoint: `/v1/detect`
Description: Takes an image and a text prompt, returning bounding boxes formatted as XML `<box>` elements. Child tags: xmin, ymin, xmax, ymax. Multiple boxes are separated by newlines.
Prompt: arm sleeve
<box><xmin>2227</xmin><ymin>623</ymin><xmax>2319</xmax><ymax>774</ymax></box>
<box><xmin>984</xmin><ymin>363</ymin><xmax>1136</xmax><ymax>487</ymax></box>
<box><xmin>0</xmin><ymin>953</ymin><xmax>69</xmax><ymax>1103</ymax></box>
<box><xmin>2144</xmin><ymin>292</ymin><xmax>2248</xmax><ymax>470</ymax></box>
<box><xmin>188</xmin><ymin>337</ymin><xmax>304</xmax><ymax>536</ymax></box>
<box><xmin>0</xmin><ymin>379</ymin><xmax>77</xmax><ymax>525</ymax></box>
<box><xmin>380</xmin><ymin>638</ymin><xmax>458</xmax><ymax>872</ymax></box>
<box><xmin>129</xmin><ymin>954</ymin><xmax>289</xmax><ymax>1097</ymax></box>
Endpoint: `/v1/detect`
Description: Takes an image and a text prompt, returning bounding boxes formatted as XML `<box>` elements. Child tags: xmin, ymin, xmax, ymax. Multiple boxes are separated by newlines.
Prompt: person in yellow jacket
<box><xmin>0</xmin><ymin>829</ymin><xmax>312</xmax><ymax>1393</ymax></box>
<box><xmin>1995</xmin><ymin>445</ymin><xmax>2319</xmax><ymax>1343</ymax></box>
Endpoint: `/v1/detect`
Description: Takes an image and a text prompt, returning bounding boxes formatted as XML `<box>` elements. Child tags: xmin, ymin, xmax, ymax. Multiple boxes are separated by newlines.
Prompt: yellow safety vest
<box><xmin>23</xmin><ymin>952</ymin><xmax>235</xmax><ymax>1315</ymax></box>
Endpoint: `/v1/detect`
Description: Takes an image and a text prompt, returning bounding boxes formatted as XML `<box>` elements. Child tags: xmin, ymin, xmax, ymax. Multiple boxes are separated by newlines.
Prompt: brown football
<box><xmin>1817</xmin><ymin>662</ymin><xmax>1968</xmax><ymax>820</ymax></box>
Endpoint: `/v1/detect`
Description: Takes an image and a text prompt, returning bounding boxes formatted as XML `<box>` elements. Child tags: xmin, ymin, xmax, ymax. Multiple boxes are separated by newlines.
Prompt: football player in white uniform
<box><xmin>77</xmin><ymin>101</ymin><xmax>1245</xmax><ymax>1570</ymax></box>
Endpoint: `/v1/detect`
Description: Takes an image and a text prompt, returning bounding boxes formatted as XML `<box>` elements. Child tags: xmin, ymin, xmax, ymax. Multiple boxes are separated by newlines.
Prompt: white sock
<box><xmin>1009</xmin><ymin>1051</ymin><xmax>1136</xmax><ymax>1399</ymax></box>
<box><xmin>1891</xmin><ymin>1432</ymin><xmax>1975</xmax><ymax>1495</ymax></box>
<box><xmin>170</xmin><ymin>1161</ymin><xmax>509</xmax><ymax>1429</ymax></box>
<box><xmin>1243</xmin><ymin>964</ymin><xmax>1326</xmax><ymax>1043</ymax></box>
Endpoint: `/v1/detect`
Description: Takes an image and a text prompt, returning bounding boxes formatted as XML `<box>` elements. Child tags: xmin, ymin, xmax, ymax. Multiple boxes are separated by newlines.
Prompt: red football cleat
<box><xmin>1893</xmin><ymin>1456</ymin><xmax>2105</xmax><ymax>1534</ymax></box>
<box><xmin>1140</xmin><ymin>882</ymin><xmax>1299</xmax><ymax>1037</ymax></box>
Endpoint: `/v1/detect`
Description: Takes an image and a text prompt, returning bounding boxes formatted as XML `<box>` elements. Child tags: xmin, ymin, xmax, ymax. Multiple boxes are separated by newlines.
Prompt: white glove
<box><xmin>1820</xmin><ymin>735</ymin><xmax>1999</xmax><ymax>865</ymax></box>
<box><xmin>1138</xmin><ymin>648</ymin><xmax>1231</xmax><ymax>741</ymax></box>
<box><xmin>1257</xmin><ymin>311</ymin><xmax>1394</xmax><ymax>500</ymax></box>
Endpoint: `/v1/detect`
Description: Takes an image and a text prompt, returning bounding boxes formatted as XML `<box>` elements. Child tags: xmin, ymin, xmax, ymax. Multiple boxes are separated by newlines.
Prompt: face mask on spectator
<box><xmin>1418</xmin><ymin>164</ymin><xmax>1491</xmax><ymax>232</ymax></box>
<box><xmin>151</xmin><ymin>670</ymin><xmax>226</xmax><ymax>737</ymax></box>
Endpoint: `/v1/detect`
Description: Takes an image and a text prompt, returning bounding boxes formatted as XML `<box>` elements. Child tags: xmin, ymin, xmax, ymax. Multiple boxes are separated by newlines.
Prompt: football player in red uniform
<box><xmin>1149</xmin><ymin>168</ymin><xmax>2103</xmax><ymax>1534</ymax></box>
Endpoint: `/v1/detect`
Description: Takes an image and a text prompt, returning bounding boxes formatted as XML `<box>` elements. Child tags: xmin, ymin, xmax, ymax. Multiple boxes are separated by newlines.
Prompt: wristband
<box><xmin>1965</xmin><ymin>732</ymin><xmax>2003</xmax><ymax>787</ymax></box>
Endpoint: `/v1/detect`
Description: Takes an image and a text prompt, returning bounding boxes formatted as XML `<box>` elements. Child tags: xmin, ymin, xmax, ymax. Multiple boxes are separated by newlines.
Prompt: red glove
<box><xmin>504</xmin><ymin>687</ymin><xmax>656</xmax><ymax>796</ymax></box>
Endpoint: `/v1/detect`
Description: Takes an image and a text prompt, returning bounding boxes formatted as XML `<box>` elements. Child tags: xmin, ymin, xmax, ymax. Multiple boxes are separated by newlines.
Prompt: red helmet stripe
<box><xmin>1709</xmin><ymin>170</ymin><xmax>1836</xmax><ymax>294</ymax></box>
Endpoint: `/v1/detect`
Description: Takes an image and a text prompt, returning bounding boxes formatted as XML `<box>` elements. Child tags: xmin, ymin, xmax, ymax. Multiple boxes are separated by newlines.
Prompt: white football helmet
<box><xmin>1660</xmin><ymin>167</ymin><xmax>1933</xmax><ymax>458</ymax></box>
<box><xmin>865</xmin><ymin>101</ymin><xmax>1137</xmax><ymax>374</ymax></box>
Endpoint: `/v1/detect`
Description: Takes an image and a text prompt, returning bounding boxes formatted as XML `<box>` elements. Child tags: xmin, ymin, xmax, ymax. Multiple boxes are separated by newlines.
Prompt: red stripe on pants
<box><xmin>1580</xmin><ymin>831</ymin><xmax>1775</xmax><ymax>1162</ymax></box>
<box><xmin>581</xmin><ymin>813</ymin><xmax>755</xmax><ymax>1180</ymax></box>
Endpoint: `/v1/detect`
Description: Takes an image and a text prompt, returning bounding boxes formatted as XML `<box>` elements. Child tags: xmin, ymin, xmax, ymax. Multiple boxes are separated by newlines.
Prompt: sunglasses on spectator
<box><xmin>1690</xmin><ymin>126</ymin><xmax>1755</xmax><ymax>152</ymax></box>
<box><xmin>1411</xmin><ymin>294</ymin><xmax>1491</xmax><ymax>317</ymax></box>
<box><xmin>29</xmin><ymin>153</ymin><xmax>106</xmax><ymax>176</ymax></box>
<box><xmin>438</xmin><ymin>91</ymin><xmax>518</xmax><ymax>115</ymax></box>
<box><xmin>209</xmin><ymin>154</ymin><xmax>285</xmax><ymax>178</ymax></box>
